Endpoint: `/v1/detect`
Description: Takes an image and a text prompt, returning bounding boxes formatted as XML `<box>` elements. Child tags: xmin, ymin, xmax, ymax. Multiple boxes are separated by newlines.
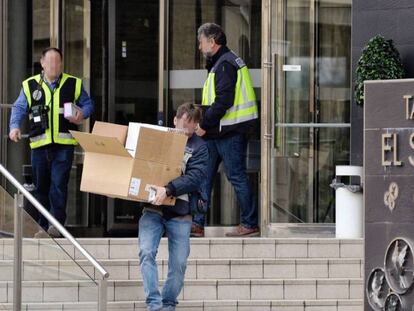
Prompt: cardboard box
<box><xmin>70</xmin><ymin>121</ymin><xmax>188</xmax><ymax>205</ymax></box>
<box><xmin>64</xmin><ymin>102</ymin><xmax>82</xmax><ymax>119</ymax></box>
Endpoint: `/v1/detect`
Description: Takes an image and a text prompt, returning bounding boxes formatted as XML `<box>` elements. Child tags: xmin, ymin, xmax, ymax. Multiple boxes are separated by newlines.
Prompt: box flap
<box><xmin>80</xmin><ymin>153</ymin><xmax>133</xmax><ymax>197</ymax></box>
<box><xmin>135</xmin><ymin>127</ymin><xmax>187</xmax><ymax>164</ymax></box>
<box><xmin>126</xmin><ymin>123</ymin><xmax>169</xmax><ymax>156</ymax></box>
<box><xmin>92</xmin><ymin>121</ymin><xmax>128</xmax><ymax>145</ymax></box>
<box><xmin>70</xmin><ymin>130</ymin><xmax>131</xmax><ymax>157</ymax></box>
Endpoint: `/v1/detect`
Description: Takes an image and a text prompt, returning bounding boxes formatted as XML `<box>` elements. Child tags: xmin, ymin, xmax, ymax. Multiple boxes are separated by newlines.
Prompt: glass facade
<box><xmin>63</xmin><ymin>0</ymin><xmax>91</xmax><ymax>227</ymax></box>
<box><xmin>107</xmin><ymin>0</ymin><xmax>159</xmax><ymax>234</ymax></box>
<box><xmin>0</xmin><ymin>0</ymin><xmax>352</xmax><ymax>236</ymax></box>
<box><xmin>167</xmin><ymin>0</ymin><xmax>261</xmax><ymax>120</ymax></box>
<box><xmin>33</xmin><ymin>0</ymin><xmax>50</xmax><ymax>71</ymax></box>
<box><xmin>168</xmin><ymin>0</ymin><xmax>261</xmax><ymax>226</ymax></box>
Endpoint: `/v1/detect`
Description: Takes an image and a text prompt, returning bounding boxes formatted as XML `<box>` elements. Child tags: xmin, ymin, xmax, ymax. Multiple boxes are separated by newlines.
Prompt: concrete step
<box><xmin>0</xmin><ymin>238</ymin><xmax>364</xmax><ymax>260</ymax></box>
<box><xmin>0</xmin><ymin>279</ymin><xmax>363</xmax><ymax>303</ymax></box>
<box><xmin>0</xmin><ymin>299</ymin><xmax>364</xmax><ymax>311</ymax></box>
<box><xmin>0</xmin><ymin>258</ymin><xmax>363</xmax><ymax>281</ymax></box>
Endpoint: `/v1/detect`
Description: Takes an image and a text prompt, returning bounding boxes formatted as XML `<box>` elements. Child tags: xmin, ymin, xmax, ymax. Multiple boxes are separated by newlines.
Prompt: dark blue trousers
<box><xmin>31</xmin><ymin>144</ymin><xmax>74</xmax><ymax>230</ymax></box>
<box><xmin>193</xmin><ymin>133</ymin><xmax>258</xmax><ymax>229</ymax></box>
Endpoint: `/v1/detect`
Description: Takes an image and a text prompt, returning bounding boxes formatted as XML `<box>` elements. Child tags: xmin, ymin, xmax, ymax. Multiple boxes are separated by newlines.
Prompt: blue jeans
<box><xmin>138</xmin><ymin>211</ymin><xmax>192</xmax><ymax>311</ymax></box>
<box><xmin>31</xmin><ymin>144</ymin><xmax>74</xmax><ymax>230</ymax></box>
<box><xmin>193</xmin><ymin>134</ymin><xmax>258</xmax><ymax>229</ymax></box>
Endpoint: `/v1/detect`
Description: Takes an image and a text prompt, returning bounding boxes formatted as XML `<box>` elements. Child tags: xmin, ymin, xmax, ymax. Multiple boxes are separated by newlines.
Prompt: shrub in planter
<box><xmin>354</xmin><ymin>35</ymin><xmax>404</xmax><ymax>105</ymax></box>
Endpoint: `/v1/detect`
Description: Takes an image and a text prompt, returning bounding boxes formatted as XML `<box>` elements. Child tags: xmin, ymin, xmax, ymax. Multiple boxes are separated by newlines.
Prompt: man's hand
<box><xmin>195</xmin><ymin>126</ymin><xmax>206</xmax><ymax>137</ymax></box>
<box><xmin>68</xmin><ymin>109</ymin><xmax>84</xmax><ymax>125</ymax></box>
<box><xmin>151</xmin><ymin>186</ymin><xmax>167</xmax><ymax>206</ymax></box>
<box><xmin>9</xmin><ymin>128</ymin><xmax>21</xmax><ymax>142</ymax></box>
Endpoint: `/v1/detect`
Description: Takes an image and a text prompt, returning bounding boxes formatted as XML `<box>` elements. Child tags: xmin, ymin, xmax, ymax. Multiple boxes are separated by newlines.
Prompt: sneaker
<box><xmin>225</xmin><ymin>225</ymin><xmax>260</xmax><ymax>237</ymax></box>
<box><xmin>47</xmin><ymin>226</ymin><xmax>62</xmax><ymax>238</ymax></box>
<box><xmin>33</xmin><ymin>229</ymin><xmax>49</xmax><ymax>239</ymax></box>
<box><xmin>190</xmin><ymin>224</ymin><xmax>204</xmax><ymax>237</ymax></box>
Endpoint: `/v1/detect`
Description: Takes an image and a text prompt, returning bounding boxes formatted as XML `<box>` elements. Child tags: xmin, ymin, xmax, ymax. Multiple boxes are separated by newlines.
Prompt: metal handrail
<box><xmin>0</xmin><ymin>164</ymin><xmax>109</xmax><ymax>310</ymax></box>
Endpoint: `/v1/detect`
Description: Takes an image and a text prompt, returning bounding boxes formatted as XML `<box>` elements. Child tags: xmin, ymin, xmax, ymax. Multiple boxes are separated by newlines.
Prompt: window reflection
<box><xmin>168</xmin><ymin>0</ymin><xmax>262</xmax><ymax>226</ymax></box>
<box><xmin>32</xmin><ymin>0</ymin><xmax>50</xmax><ymax>73</ymax></box>
<box><xmin>168</xmin><ymin>0</ymin><xmax>261</xmax><ymax>117</ymax></box>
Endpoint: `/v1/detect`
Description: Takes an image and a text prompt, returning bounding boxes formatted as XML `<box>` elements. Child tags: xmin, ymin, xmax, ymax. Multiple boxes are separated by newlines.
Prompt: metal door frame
<box><xmin>106</xmin><ymin>0</ymin><xmax>167</xmax><ymax>232</ymax></box>
<box><xmin>0</xmin><ymin>0</ymin><xmax>8</xmax><ymax>184</ymax></box>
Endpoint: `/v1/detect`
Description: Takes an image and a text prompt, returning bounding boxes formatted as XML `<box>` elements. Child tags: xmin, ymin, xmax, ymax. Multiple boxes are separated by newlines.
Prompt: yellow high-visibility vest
<box><xmin>22</xmin><ymin>73</ymin><xmax>82</xmax><ymax>149</ymax></box>
<box><xmin>202</xmin><ymin>50</ymin><xmax>258</xmax><ymax>130</ymax></box>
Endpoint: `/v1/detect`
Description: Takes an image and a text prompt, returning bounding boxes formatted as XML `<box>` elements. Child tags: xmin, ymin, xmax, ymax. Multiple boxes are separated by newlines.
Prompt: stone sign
<box><xmin>364</xmin><ymin>79</ymin><xmax>414</xmax><ymax>310</ymax></box>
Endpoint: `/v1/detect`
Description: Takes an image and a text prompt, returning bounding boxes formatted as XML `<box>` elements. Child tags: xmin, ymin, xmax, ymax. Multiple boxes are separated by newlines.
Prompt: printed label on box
<box><xmin>145</xmin><ymin>184</ymin><xmax>156</xmax><ymax>202</ymax></box>
<box><xmin>129</xmin><ymin>177</ymin><xmax>141</xmax><ymax>196</ymax></box>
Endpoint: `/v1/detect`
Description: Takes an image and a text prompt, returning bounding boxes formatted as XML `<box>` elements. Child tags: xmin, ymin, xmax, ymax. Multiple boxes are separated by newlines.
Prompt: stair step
<box><xmin>0</xmin><ymin>238</ymin><xmax>364</xmax><ymax>260</ymax></box>
<box><xmin>0</xmin><ymin>238</ymin><xmax>364</xmax><ymax>307</ymax></box>
<box><xmin>0</xmin><ymin>279</ymin><xmax>363</xmax><ymax>303</ymax></box>
<box><xmin>0</xmin><ymin>299</ymin><xmax>364</xmax><ymax>311</ymax></box>
<box><xmin>0</xmin><ymin>258</ymin><xmax>363</xmax><ymax>281</ymax></box>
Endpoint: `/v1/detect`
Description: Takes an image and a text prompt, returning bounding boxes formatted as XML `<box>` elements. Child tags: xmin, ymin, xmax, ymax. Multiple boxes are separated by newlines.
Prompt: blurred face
<box><xmin>174</xmin><ymin>113</ymin><xmax>198</xmax><ymax>137</ymax></box>
<box><xmin>40</xmin><ymin>50</ymin><xmax>63</xmax><ymax>82</ymax></box>
<box><xmin>198</xmin><ymin>34</ymin><xmax>217</xmax><ymax>58</ymax></box>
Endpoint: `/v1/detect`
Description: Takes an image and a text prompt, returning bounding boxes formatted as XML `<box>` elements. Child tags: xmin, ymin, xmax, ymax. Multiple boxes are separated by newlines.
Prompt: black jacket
<box><xmin>200</xmin><ymin>46</ymin><xmax>257</xmax><ymax>139</ymax></box>
<box><xmin>161</xmin><ymin>133</ymin><xmax>208</xmax><ymax>220</ymax></box>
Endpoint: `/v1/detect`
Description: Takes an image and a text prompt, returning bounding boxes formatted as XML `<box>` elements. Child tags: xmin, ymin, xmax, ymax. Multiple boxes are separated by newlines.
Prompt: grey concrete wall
<box><xmin>351</xmin><ymin>1</ymin><xmax>414</xmax><ymax>165</ymax></box>
<box><xmin>364</xmin><ymin>80</ymin><xmax>414</xmax><ymax>310</ymax></box>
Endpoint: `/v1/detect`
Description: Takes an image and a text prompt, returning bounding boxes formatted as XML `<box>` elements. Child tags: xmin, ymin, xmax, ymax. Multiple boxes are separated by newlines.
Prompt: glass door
<box><xmin>62</xmin><ymin>0</ymin><xmax>91</xmax><ymax>227</ymax></box>
<box><xmin>106</xmin><ymin>0</ymin><xmax>159</xmax><ymax>234</ymax></box>
<box><xmin>269</xmin><ymin>0</ymin><xmax>351</xmax><ymax>224</ymax></box>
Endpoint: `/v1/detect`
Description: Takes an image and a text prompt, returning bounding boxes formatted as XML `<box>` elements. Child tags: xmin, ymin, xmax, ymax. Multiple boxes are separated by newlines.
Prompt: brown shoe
<box><xmin>190</xmin><ymin>224</ymin><xmax>204</xmax><ymax>237</ymax></box>
<box><xmin>226</xmin><ymin>225</ymin><xmax>260</xmax><ymax>237</ymax></box>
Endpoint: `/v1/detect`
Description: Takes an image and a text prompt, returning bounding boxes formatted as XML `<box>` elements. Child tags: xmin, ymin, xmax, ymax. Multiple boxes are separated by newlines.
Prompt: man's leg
<box><xmin>49</xmin><ymin>145</ymin><xmax>74</xmax><ymax>229</ymax></box>
<box><xmin>162</xmin><ymin>217</ymin><xmax>192</xmax><ymax>310</ymax></box>
<box><xmin>218</xmin><ymin>134</ymin><xmax>258</xmax><ymax>230</ymax></box>
<box><xmin>138</xmin><ymin>211</ymin><xmax>164</xmax><ymax>311</ymax></box>
<box><xmin>191</xmin><ymin>195</ymin><xmax>206</xmax><ymax>237</ymax></box>
<box><xmin>31</xmin><ymin>147</ymin><xmax>51</xmax><ymax>230</ymax></box>
<box><xmin>192</xmin><ymin>140</ymin><xmax>220</xmax><ymax>230</ymax></box>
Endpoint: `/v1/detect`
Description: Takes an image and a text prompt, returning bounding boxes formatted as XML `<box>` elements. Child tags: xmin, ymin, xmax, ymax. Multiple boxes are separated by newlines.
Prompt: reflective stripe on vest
<box><xmin>29</xmin><ymin>134</ymin><xmax>47</xmax><ymax>143</ymax></box>
<box><xmin>23</xmin><ymin>73</ymin><xmax>82</xmax><ymax>149</ymax></box>
<box><xmin>202</xmin><ymin>52</ymin><xmax>258</xmax><ymax>129</ymax></box>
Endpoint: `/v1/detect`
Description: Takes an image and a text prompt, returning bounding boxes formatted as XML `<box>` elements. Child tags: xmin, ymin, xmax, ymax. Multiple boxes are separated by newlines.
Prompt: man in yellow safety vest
<box><xmin>194</xmin><ymin>23</ymin><xmax>259</xmax><ymax>237</ymax></box>
<box><xmin>9</xmin><ymin>47</ymin><xmax>94</xmax><ymax>238</ymax></box>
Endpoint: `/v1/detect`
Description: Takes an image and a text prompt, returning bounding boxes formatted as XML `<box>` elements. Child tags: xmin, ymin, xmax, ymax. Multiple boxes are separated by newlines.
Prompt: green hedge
<box><xmin>354</xmin><ymin>35</ymin><xmax>404</xmax><ymax>105</ymax></box>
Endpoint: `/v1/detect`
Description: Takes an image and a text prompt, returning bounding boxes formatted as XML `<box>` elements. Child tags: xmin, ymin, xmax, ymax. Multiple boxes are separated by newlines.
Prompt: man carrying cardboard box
<box><xmin>138</xmin><ymin>103</ymin><xmax>208</xmax><ymax>311</ymax></box>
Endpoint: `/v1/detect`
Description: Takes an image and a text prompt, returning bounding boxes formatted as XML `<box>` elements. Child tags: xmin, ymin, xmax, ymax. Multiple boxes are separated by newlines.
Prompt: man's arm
<box><xmin>9</xmin><ymin>88</ymin><xmax>29</xmax><ymax>142</ymax></box>
<box><xmin>166</xmin><ymin>144</ymin><xmax>209</xmax><ymax>197</ymax></box>
<box><xmin>76</xmin><ymin>84</ymin><xmax>94</xmax><ymax>118</ymax></box>
<box><xmin>151</xmin><ymin>144</ymin><xmax>208</xmax><ymax>205</ymax></box>
<box><xmin>69</xmin><ymin>84</ymin><xmax>95</xmax><ymax>124</ymax></box>
<box><xmin>199</xmin><ymin>62</ymin><xmax>237</xmax><ymax>131</ymax></box>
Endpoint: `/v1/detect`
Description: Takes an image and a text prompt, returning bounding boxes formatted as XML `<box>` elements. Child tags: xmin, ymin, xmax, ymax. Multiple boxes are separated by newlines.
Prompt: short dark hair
<box><xmin>197</xmin><ymin>23</ymin><xmax>227</xmax><ymax>46</ymax></box>
<box><xmin>41</xmin><ymin>47</ymin><xmax>63</xmax><ymax>59</ymax></box>
<box><xmin>176</xmin><ymin>102</ymin><xmax>202</xmax><ymax>123</ymax></box>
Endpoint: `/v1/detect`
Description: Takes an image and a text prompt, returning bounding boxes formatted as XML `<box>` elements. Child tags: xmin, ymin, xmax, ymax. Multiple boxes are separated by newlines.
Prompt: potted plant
<box><xmin>354</xmin><ymin>35</ymin><xmax>404</xmax><ymax>105</ymax></box>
